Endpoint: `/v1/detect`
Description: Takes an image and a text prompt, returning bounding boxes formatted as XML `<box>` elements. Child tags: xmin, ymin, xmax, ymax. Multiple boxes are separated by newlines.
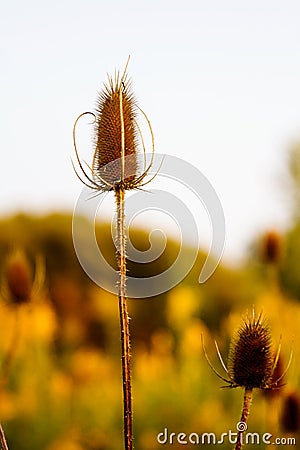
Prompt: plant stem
<box><xmin>0</xmin><ymin>424</ymin><xmax>9</xmax><ymax>450</ymax></box>
<box><xmin>235</xmin><ymin>388</ymin><xmax>253</xmax><ymax>450</ymax></box>
<box><xmin>116</xmin><ymin>188</ymin><xmax>133</xmax><ymax>450</ymax></box>
<box><xmin>0</xmin><ymin>308</ymin><xmax>20</xmax><ymax>390</ymax></box>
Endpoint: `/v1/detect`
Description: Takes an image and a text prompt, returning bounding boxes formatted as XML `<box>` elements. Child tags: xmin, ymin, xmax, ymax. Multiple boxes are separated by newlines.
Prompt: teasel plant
<box><xmin>0</xmin><ymin>249</ymin><xmax>44</xmax><ymax>387</ymax></box>
<box><xmin>72</xmin><ymin>57</ymin><xmax>158</xmax><ymax>450</ymax></box>
<box><xmin>0</xmin><ymin>426</ymin><xmax>8</xmax><ymax>450</ymax></box>
<box><xmin>260</xmin><ymin>230</ymin><xmax>283</xmax><ymax>290</ymax></box>
<box><xmin>0</xmin><ymin>249</ymin><xmax>44</xmax><ymax>450</ymax></box>
<box><xmin>280</xmin><ymin>391</ymin><xmax>300</xmax><ymax>433</ymax></box>
<box><xmin>202</xmin><ymin>310</ymin><xmax>292</xmax><ymax>450</ymax></box>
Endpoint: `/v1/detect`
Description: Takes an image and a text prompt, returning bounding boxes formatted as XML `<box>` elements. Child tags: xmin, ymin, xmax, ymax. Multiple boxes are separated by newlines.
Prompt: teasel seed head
<box><xmin>228</xmin><ymin>311</ymin><xmax>274</xmax><ymax>390</ymax></box>
<box><xmin>3</xmin><ymin>249</ymin><xmax>33</xmax><ymax>304</ymax></box>
<box><xmin>281</xmin><ymin>391</ymin><xmax>300</xmax><ymax>433</ymax></box>
<box><xmin>1</xmin><ymin>249</ymin><xmax>45</xmax><ymax>306</ymax></box>
<box><xmin>93</xmin><ymin>71</ymin><xmax>138</xmax><ymax>189</ymax></box>
<box><xmin>202</xmin><ymin>309</ymin><xmax>292</xmax><ymax>392</ymax></box>
<box><xmin>72</xmin><ymin>57</ymin><xmax>157</xmax><ymax>193</ymax></box>
<box><xmin>261</xmin><ymin>230</ymin><xmax>282</xmax><ymax>265</ymax></box>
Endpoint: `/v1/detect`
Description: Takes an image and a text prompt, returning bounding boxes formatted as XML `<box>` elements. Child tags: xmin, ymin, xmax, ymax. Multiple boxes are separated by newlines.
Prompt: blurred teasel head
<box><xmin>73</xmin><ymin>57</ymin><xmax>156</xmax><ymax>193</ymax></box>
<box><xmin>1</xmin><ymin>249</ymin><xmax>45</xmax><ymax>306</ymax></box>
<box><xmin>261</xmin><ymin>230</ymin><xmax>283</xmax><ymax>265</ymax></box>
<box><xmin>3</xmin><ymin>249</ymin><xmax>33</xmax><ymax>304</ymax></box>
<box><xmin>281</xmin><ymin>391</ymin><xmax>300</xmax><ymax>433</ymax></box>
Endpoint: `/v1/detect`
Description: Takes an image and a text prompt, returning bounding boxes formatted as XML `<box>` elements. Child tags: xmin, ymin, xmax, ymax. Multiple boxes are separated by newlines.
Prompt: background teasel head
<box><xmin>1</xmin><ymin>249</ymin><xmax>44</xmax><ymax>305</ymax></box>
<box><xmin>73</xmin><ymin>57</ymin><xmax>156</xmax><ymax>192</ymax></box>
<box><xmin>280</xmin><ymin>391</ymin><xmax>300</xmax><ymax>433</ymax></box>
<box><xmin>2</xmin><ymin>249</ymin><xmax>33</xmax><ymax>304</ymax></box>
<box><xmin>261</xmin><ymin>230</ymin><xmax>283</xmax><ymax>265</ymax></box>
<box><xmin>228</xmin><ymin>311</ymin><xmax>275</xmax><ymax>389</ymax></box>
<box><xmin>203</xmin><ymin>310</ymin><xmax>290</xmax><ymax>391</ymax></box>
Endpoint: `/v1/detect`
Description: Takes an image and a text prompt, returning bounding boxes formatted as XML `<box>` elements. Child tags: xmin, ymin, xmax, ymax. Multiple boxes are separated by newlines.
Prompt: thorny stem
<box><xmin>115</xmin><ymin>188</ymin><xmax>133</xmax><ymax>450</ymax></box>
<box><xmin>0</xmin><ymin>424</ymin><xmax>9</xmax><ymax>450</ymax></box>
<box><xmin>235</xmin><ymin>388</ymin><xmax>253</xmax><ymax>450</ymax></box>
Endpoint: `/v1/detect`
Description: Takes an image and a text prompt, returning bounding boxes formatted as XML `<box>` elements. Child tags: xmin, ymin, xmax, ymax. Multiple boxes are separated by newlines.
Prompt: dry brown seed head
<box><xmin>5</xmin><ymin>249</ymin><xmax>33</xmax><ymax>304</ymax></box>
<box><xmin>261</xmin><ymin>230</ymin><xmax>282</xmax><ymax>264</ymax></box>
<box><xmin>228</xmin><ymin>312</ymin><xmax>274</xmax><ymax>389</ymax></box>
<box><xmin>93</xmin><ymin>71</ymin><xmax>139</xmax><ymax>189</ymax></box>
<box><xmin>72</xmin><ymin>58</ymin><xmax>157</xmax><ymax>193</ymax></box>
<box><xmin>281</xmin><ymin>391</ymin><xmax>300</xmax><ymax>432</ymax></box>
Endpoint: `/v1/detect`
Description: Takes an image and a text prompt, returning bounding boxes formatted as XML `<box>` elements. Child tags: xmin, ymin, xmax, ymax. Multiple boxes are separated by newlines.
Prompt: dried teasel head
<box><xmin>281</xmin><ymin>391</ymin><xmax>300</xmax><ymax>433</ymax></box>
<box><xmin>3</xmin><ymin>249</ymin><xmax>33</xmax><ymax>304</ymax></box>
<box><xmin>93</xmin><ymin>67</ymin><xmax>138</xmax><ymax>188</ymax></box>
<box><xmin>202</xmin><ymin>310</ymin><xmax>292</xmax><ymax>391</ymax></box>
<box><xmin>72</xmin><ymin>57</ymin><xmax>157</xmax><ymax>193</ymax></box>
<box><xmin>228</xmin><ymin>311</ymin><xmax>274</xmax><ymax>389</ymax></box>
<box><xmin>261</xmin><ymin>230</ymin><xmax>283</xmax><ymax>265</ymax></box>
<box><xmin>1</xmin><ymin>249</ymin><xmax>45</xmax><ymax>305</ymax></box>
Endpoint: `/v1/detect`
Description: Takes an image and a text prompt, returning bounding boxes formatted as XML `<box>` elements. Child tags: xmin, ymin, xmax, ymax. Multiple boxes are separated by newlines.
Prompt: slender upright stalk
<box><xmin>0</xmin><ymin>424</ymin><xmax>9</xmax><ymax>450</ymax></box>
<box><xmin>73</xmin><ymin>58</ymin><xmax>156</xmax><ymax>450</ymax></box>
<box><xmin>0</xmin><ymin>309</ymin><xmax>20</xmax><ymax>389</ymax></box>
<box><xmin>116</xmin><ymin>188</ymin><xmax>132</xmax><ymax>450</ymax></box>
<box><xmin>235</xmin><ymin>388</ymin><xmax>253</xmax><ymax>450</ymax></box>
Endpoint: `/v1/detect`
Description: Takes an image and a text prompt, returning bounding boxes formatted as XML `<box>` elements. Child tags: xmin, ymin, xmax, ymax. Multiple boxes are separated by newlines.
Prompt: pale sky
<box><xmin>1</xmin><ymin>0</ymin><xmax>300</xmax><ymax>263</ymax></box>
